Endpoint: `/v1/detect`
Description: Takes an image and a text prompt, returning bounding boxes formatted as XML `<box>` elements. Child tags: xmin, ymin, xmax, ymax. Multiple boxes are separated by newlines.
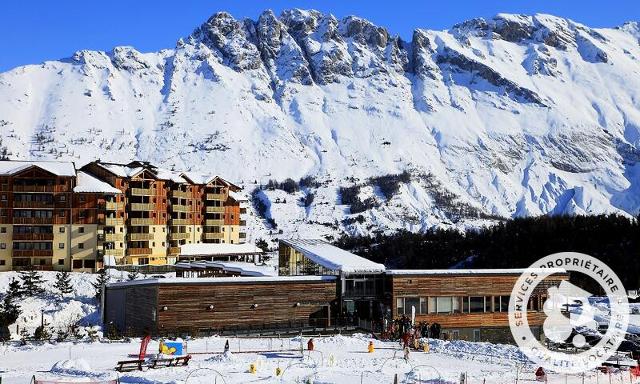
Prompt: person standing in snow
<box><xmin>224</xmin><ymin>339</ymin><xmax>229</xmax><ymax>353</ymax></box>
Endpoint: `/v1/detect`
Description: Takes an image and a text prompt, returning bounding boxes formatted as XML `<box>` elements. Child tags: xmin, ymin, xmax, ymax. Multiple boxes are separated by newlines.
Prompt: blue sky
<box><xmin>1</xmin><ymin>1</ymin><xmax>638</xmax><ymax>72</ymax></box>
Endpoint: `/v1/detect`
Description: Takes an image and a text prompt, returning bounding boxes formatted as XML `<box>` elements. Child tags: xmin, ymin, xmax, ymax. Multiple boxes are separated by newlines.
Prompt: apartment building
<box><xmin>0</xmin><ymin>160</ymin><xmax>247</xmax><ymax>272</ymax></box>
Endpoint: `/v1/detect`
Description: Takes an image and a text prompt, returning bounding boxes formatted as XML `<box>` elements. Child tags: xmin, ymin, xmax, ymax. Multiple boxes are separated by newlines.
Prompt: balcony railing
<box><xmin>129</xmin><ymin>218</ymin><xmax>154</xmax><ymax>226</ymax></box>
<box><xmin>12</xmin><ymin>233</ymin><xmax>54</xmax><ymax>241</ymax></box>
<box><xmin>104</xmin><ymin>233</ymin><xmax>124</xmax><ymax>242</ymax></box>
<box><xmin>206</xmin><ymin>193</ymin><xmax>225</xmax><ymax>200</ymax></box>
<box><xmin>105</xmin><ymin>218</ymin><xmax>124</xmax><ymax>226</ymax></box>
<box><xmin>12</xmin><ymin>185</ymin><xmax>66</xmax><ymax>193</ymax></box>
<box><xmin>105</xmin><ymin>202</ymin><xmax>124</xmax><ymax>210</ymax></box>
<box><xmin>205</xmin><ymin>206</ymin><xmax>224</xmax><ymax>213</ymax></box>
<box><xmin>171</xmin><ymin>219</ymin><xmax>190</xmax><ymax>225</ymax></box>
<box><xmin>13</xmin><ymin>217</ymin><xmax>54</xmax><ymax>225</ymax></box>
<box><xmin>170</xmin><ymin>232</ymin><xmax>189</xmax><ymax>240</ymax></box>
<box><xmin>172</xmin><ymin>190</ymin><xmax>190</xmax><ymax>199</ymax></box>
<box><xmin>12</xmin><ymin>249</ymin><xmax>53</xmax><ymax>257</ymax></box>
<box><xmin>168</xmin><ymin>246</ymin><xmax>181</xmax><ymax>255</ymax></box>
<box><xmin>104</xmin><ymin>249</ymin><xmax>124</xmax><ymax>257</ymax></box>
<box><xmin>126</xmin><ymin>248</ymin><xmax>152</xmax><ymax>256</ymax></box>
<box><xmin>130</xmin><ymin>203</ymin><xmax>155</xmax><ymax>211</ymax></box>
<box><xmin>130</xmin><ymin>188</ymin><xmax>153</xmax><ymax>196</ymax></box>
<box><xmin>205</xmin><ymin>219</ymin><xmax>224</xmax><ymax>226</ymax></box>
<box><xmin>12</xmin><ymin>201</ymin><xmax>55</xmax><ymax>209</ymax></box>
<box><xmin>129</xmin><ymin>233</ymin><xmax>154</xmax><ymax>241</ymax></box>
<box><xmin>203</xmin><ymin>232</ymin><xmax>223</xmax><ymax>240</ymax></box>
<box><xmin>171</xmin><ymin>205</ymin><xmax>190</xmax><ymax>212</ymax></box>
<box><xmin>239</xmin><ymin>232</ymin><xmax>247</xmax><ymax>238</ymax></box>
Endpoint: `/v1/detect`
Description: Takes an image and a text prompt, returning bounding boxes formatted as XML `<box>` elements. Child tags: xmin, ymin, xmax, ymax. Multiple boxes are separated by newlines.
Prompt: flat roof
<box><xmin>0</xmin><ymin>160</ymin><xmax>76</xmax><ymax>177</ymax></box>
<box><xmin>281</xmin><ymin>239</ymin><xmax>386</xmax><ymax>273</ymax></box>
<box><xmin>175</xmin><ymin>261</ymin><xmax>277</xmax><ymax>277</ymax></box>
<box><xmin>386</xmin><ymin>268</ymin><xmax>568</xmax><ymax>276</ymax></box>
<box><xmin>107</xmin><ymin>275</ymin><xmax>336</xmax><ymax>288</ymax></box>
<box><xmin>180</xmin><ymin>243</ymin><xmax>263</xmax><ymax>256</ymax></box>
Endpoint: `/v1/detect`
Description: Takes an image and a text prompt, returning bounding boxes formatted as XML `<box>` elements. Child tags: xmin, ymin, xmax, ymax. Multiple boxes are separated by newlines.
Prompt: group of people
<box><xmin>385</xmin><ymin>315</ymin><xmax>442</xmax><ymax>348</ymax></box>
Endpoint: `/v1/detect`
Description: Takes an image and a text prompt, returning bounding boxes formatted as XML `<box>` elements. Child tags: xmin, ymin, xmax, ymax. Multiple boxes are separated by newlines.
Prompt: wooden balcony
<box><xmin>129</xmin><ymin>218</ymin><xmax>154</xmax><ymax>226</ymax></box>
<box><xmin>205</xmin><ymin>206</ymin><xmax>224</xmax><ymax>213</ymax></box>
<box><xmin>130</xmin><ymin>203</ymin><xmax>155</xmax><ymax>211</ymax></box>
<box><xmin>171</xmin><ymin>219</ymin><xmax>190</xmax><ymax>225</ymax></box>
<box><xmin>129</xmin><ymin>233</ymin><xmax>153</xmax><ymax>241</ymax></box>
<box><xmin>12</xmin><ymin>233</ymin><xmax>54</xmax><ymax>241</ymax></box>
<box><xmin>13</xmin><ymin>217</ymin><xmax>54</xmax><ymax>225</ymax></box>
<box><xmin>170</xmin><ymin>232</ymin><xmax>189</xmax><ymax>240</ymax></box>
<box><xmin>130</xmin><ymin>188</ymin><xmax>153</xmax><ymax>196</ymax></box>
<box><xmin>12</xmin><ymin>185</ymin><xmax>65</xmax><ymax>193</ymax></box>
<box><xmin>168</xmin><ymin>247</ymin><xmax>181</xmax><ymax>255</ymax></box>
<box><xmin>12</xmin><ymin>249</ymin><xmax>53</xmax><ymax>257</ymax></box>
<box><xmin>104</xmin><ymin>249</ymin><xmax>124</xmax><ymax>257</ymax></box>
<box><xmin>13</xmin><ymin>201</ymin><xmax>55</xmax><ymax>209</ymax></box>
<box><xmin>171</xmin><ymin>205</ymin><xmax>190</xmax><ymax>212</ymax></box>
<box><xmin>105</xmin><ymin>202</ymin><xmax>124</xmax><ymax>210</ymax></box>
<box><xmin>104</xmin><ymin>233</ymin><xmax>124</xmax><ymax>242</ymax></box>
<box><xmin>203</xmin><ymin>232</ymin><xmax>223</xmax><ymax>240</ymax></box>
<box><xmin>172</xmin><ymin>190</ymin><xmax>190</xmax><ymax>199</ymax></box>
<box><xmin>105</xmin><ymin>218</ymin><xmax>124</xmax><ymax>226</ymax></box>
<box><xmin>126</xmin><ymin>248</ymin><xmax>152</xmax><ymax>256</ymax></box>
<box><xmin>205</xmin><ymin>219</ymin><xmax>224</xmax><ymax>226</ymax></box>
<box><xmin>206</xmin><ymin>193</ymin><xmax>225</xmax><ymax>200</ymax></box>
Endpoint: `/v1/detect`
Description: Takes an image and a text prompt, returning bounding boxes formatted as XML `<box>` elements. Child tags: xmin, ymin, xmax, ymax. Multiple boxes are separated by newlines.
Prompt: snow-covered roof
<box><xmin>73</xmin><ymin>171</ymin><xmax>122</xmax><ymax>193</ymax></box>
<box><xmin>107</xmin><ymin>275</ymin><xmax>336</xmax><ymax>288</ymax></box>
<box><xmin>229</xmin><ymin>190</ymin><xmax>248</xmax><ymax>202</ymax></box>
<box><xmin>181</xmin><ymin>171</ymin><xmax>211</xmax><ymax>185</ymax></box>
<box><xmin>175</xmin><ymin>261</ymin><xmax>277</xmax><ymax>277</ymax></box>
<box><xmin>99</xmin><ymin>163</ymin><xmax>145</xmax><ymax>178</ymax></box>
<box><xmin>386</xmin><ymin>268</ymin><xmax>568</xmax><ymax>276</ymax></box>
<box><xmin>281</xmin><ymin>239</ymin><xmax>386</xmax><ymax>274</ymax></box>
<box><xmin>180</xmin><ymin>243</ymin><xmax>263</xmax><ymax>256</ymax></box>
<box><xmin>155</xmin><ymin>168</ymin><xmax>188</xmax><ymax>183</ymax></box>
<box><xmin>0</xmin><ymin>160</ymin><xmax>76</xmax><ymax>177</ymax></box>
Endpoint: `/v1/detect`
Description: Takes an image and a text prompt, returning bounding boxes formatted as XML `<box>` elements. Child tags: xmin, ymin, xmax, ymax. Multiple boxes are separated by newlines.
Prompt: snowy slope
<box><xmin>1</xmin><ymin>11</ymin><xmax>640</xmax><ymax>240</ymax></box>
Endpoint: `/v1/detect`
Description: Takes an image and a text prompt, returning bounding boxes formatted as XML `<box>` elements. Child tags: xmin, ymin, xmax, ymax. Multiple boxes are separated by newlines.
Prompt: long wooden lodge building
<box><xmin>105</xmin><ymin>239</ymin><xmax>568</xmax><ymax>343</ymax></box>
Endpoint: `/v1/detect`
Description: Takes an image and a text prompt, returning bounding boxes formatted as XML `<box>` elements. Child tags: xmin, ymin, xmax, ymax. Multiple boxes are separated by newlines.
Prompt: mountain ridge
<box><xmin>1</xmin><ymin>9</ymin><xmax>639</xmax><ymax>241</ymax></box>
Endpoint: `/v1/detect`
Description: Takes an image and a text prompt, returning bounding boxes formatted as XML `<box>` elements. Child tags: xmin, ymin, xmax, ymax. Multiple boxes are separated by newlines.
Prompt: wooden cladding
<box><xmin>155</xmin><ymin>280</ymin><xmax>336</xmax><ymax>333</ymax></box>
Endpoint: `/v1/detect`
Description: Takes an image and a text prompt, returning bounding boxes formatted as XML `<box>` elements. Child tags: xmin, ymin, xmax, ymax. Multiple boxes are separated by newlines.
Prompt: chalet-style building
<box><xmin>105</xmin><ymin>239</ymin><xmax>569</xmax><ymax>343</ymax></box>
<box><xmin>0</xmin><ymin>160</ymin><xmax>247</xmax><ymax>272</ymax></box>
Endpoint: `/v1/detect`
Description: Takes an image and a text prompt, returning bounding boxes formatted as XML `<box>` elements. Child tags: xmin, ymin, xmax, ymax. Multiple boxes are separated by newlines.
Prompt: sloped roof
<box><xmin>0</xmin><ymin>160</ymin><xmax>76</xmax><ymax>177</ymax></box>
<box><xmin>98</xmin><ymin>163</ymin><xmax>145</xmax><ymax>178</ymax></box>
<box><xmin>73</xmin><ymin>171</ymin><xmax>122</xmax><ymax>193</ymax></box>
<box><xmin>175</xmin><ymin>261</ymin><xmax>277</xmax><ymax>277</ymax></box>
<box><xmin>281</xmin><ymin>239</ymin><xmax>386</xmax><ymax>273</ymax></box>
<box><xmin>155</xmin><ymin>168</ymin><xmax>188</xmax><ymax>183</ymax></box>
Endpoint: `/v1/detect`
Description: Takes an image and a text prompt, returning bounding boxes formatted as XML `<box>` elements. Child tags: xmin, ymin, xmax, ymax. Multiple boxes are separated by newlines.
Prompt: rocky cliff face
<box><xmin>1</xmin><ymin>10</ymin><xmax>639</xmax><ymax>240</ymax></box>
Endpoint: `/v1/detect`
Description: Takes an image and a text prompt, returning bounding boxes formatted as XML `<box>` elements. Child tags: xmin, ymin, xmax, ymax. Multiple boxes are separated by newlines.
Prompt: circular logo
<box><xmin>509</xmin><ymin>252</ymin><xmax>629</xmax><ymax>374</ymax></box>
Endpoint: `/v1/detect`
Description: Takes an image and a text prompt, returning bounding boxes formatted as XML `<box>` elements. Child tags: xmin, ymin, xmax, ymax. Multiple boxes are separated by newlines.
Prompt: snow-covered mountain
<box><xmin>1</xmin><ymin>10</ymin><xmax>640</xmax><ymax>240</ymax></box>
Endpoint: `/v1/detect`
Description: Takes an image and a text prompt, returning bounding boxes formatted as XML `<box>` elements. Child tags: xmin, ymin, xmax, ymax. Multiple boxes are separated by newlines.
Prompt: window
<box><xmin>469</xmin><ymin>297</ymin><xmax>485</xmax><ymax>313</ymax></box>
<box><xmin>404</xmin><ymin>297</ymin><xmax>420</xmax><ymax>315</ymax></box>
<box><xmin>473</xmin><ymin>329</ymin><xmax>481</xmax><ymax>342</ymax></box>
<box><xmin>59</xmin><ymin>243</ymin><xmax>64</xmax><ymax>249</ymax></box>
<box><xmin>72</xmin><ymin>260</ymin><xmax>83</xmax><ymax>269</ymax></box>
<box><xmin>0</xmin><ymin>260</ymin><xmax>5</xmax><ymax>266</ymax></box>
<box><xmin>0</xmin><ymin>227</ymin><xmax>5</xmax><ymax>233</ymax></box>
<box><xmin>84</xmin><ymin>260</ymin><xmax>95</xmax><ymax>269</ymax></box>
<box><xmin>161</xmin><ymin>242</ymin><xmax>165</xmax><ymax>247</ymax></box>
<box><xmin>0</xmin><ymin>194</ymin><xmax>6</xmax><ymax>201</ymax></box>
<box><xmin>452</xmin><ymin>297</ymin><xmax>462</xmax><ymax>313</ymax></box>
<box><xmin>60</xmin><ymin>210</ymin><xmax>66</xmax><ymax>217</ymax></box>
<box><xmin>420</xmin><ymin>297</ymin><xmax>427</xmax><ymax>314</ymax></box>
<box><xmin>79</xmin><ymin>195</ymin><xmax>85</xmax><ymax>202</ymax></box>
<box><xmin>79</xmin><ymin>227</ymin><xmax>85</xmax><ymax>233</ymax></box>
<box><xmin>60</xmin><ymin>227</ymin><xmax>65</xmax><ymax>233</ymax></box>
<box><xmin>152</xmin><ymin>242</ymin><xmax>155</xmax><ymax>247</ymax></box>
<box><xmin>436</xmin><ymin>297</ymin><xmax>453</xmax><ymax>314</ymax></box>
<box><xmin>79</xmin><ymin>210</ymin><xmax>86</xmax><ymax>219</ymax></box>
<box><xmin>396</xmin><ymin>298</ymin><xmax>404</xmax><ymax>316</ymax></box>
<box><xmin>58</xmin><ymin>259</ymin><xmax>64</xmax><ymax>265</ymax></box>
<box><xmin>428</xmin><ymin>297</ymin><xmax>437</xmax><ymax>314</ymax></box>
<box><xmin>60</xmin><ymin>195</ymin><xmax>66</xmax><ymax>201</ymax></box>
<box><xmin>78</xmin><ymin>243</ymin><xmax>84</xmax><ymax>249</ymax></box>
<box><xmin>0</xmin><ymin>243</ymin><xmax>5</xmax><ymax>249</ymax></box>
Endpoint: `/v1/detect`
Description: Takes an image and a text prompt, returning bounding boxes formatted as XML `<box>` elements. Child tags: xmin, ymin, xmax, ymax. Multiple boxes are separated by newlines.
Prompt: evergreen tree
<box><xmin>127</xmin><ymin>270</ymin><xmax>139</xmax><ymax>281</ymax></box>
<box><xmin>0</xmin><ymin>286</ymin><xmax>22</xmax><ymax>341</ymax></box>
<box><xmin>19</xmin><ymin>267</ymin><xmax>45</xmax><ymax>296</ymax></box>
<box><xmin>255</xmin><ymin>238</ymin><xmax>269</xmax><ymax>252</ymax></box>
<box><xmin>92</xmin><ymin>269</ymin><xmax>110</xmax><ymax>301</ymax></box>
<box><xmin>53</xmin><ymin>271</ymin><xmax>74</xmax><ymax>298</ymax></box>
<box><xmin>6</xmin><ymin>278</ymin><xmax>23</xmax><ymax>300</ymax></box>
